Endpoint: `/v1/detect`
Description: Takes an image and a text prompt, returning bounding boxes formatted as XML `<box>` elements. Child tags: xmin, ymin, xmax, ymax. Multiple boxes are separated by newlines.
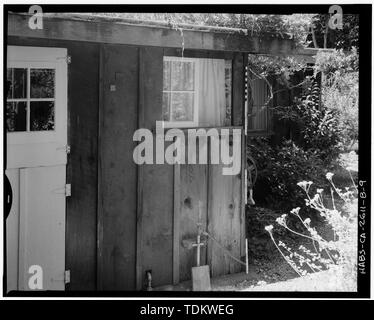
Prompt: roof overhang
<box><xmin>8</xmin><ymin>12</ymin><xmax>298</xmax><ymax>55</ymax></box>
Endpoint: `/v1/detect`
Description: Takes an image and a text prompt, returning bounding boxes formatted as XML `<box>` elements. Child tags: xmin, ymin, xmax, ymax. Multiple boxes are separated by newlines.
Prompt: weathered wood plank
<box><xmin>173</xmin><ymin>164</ymin><xmax>181</xmax><ymax>285</ymax></box>
<box><xmin>207</xmin><ymin>135</ymin><xmax>243</xmax><ymax>277</ymax></box>
<box><xmin>64</xmin><ymin>41</ymin><xmax>100</xmax><ymax>291</ymax></box>
<box><xmin>232</xmin><ymin>53</ymin><xmax>245</xmax><ymax>126</ymax></box>
<box><xmin>99</xmin><ymin>44</ymin><xmax>138</xmax><ymax>290</ymax></box>
<box><xmin>8</xmin><ymin>13</ymin><xmax>296</xmax><ymax>54</ymax></box>
<box><xmin>179</xmin><ymin>162</ymin><xmax>208</xmax><ymax>282</ymax></box>
<box><xmin>136</xmin><ymin>48</ymin><xmax>145</xmax><ymax>291</ymax></box>
<box><xmin>140</xmin><ymin>47</ymin><xmax>174</xmax><ymax>287</ymax></box>
<box><xmin>97</xmin><ymin>44</ymin><xmax>105</xmax><ymax>291</ymax></box>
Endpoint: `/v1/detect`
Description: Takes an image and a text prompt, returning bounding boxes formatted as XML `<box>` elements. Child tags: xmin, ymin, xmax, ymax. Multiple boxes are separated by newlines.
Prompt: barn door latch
<box><xmin>64</xmin><ymin>270</ymin><xmax>71</xmax><ymax>284</ymax></box>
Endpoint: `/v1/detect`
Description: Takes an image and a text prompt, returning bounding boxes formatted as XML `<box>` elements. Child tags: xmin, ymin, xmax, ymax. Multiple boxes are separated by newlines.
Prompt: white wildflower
<box><xmin>297</xmin><ymin>181</ymin><xmax>308</xmax><ymax>190</ymax></box>
<box><xmin>290</xmin><ymin>207</ymin><xmax>301</xmax><ymax>215</ymax></box>
<box><xmin>326</xmin><ymin>172</ymin><xmax>334</xmax><ymax>180</ymax></box>
<box><xmin>265</xmin><ymin>225</ymin><xmax>273</xmax><ymax>232</ymax></box>
<box><xmin>304</xmin><ymin>218</ymin><xmax>311</xmax><ymax>225</ymax></box>
<box><xmin>276</xmin><ymin>215</ymin><xmax>287</xmax><ymax>226</ymax></box>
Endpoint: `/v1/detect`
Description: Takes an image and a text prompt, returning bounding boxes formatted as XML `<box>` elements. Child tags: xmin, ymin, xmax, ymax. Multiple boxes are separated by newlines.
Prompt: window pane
<box><xmin>171</xmin><ymin>92</ymin><xmax>194</xmax><ymax>121</ymax></box>
<box><xmin>171</xmin><ymin>61</ymin><xmax>194</xmax><ymax>91</ymax></box>
<box><xmin>30</xmin><ymin>101</ymin><xmax>55</xmax><ymax>131</ymax></box>
<box><xmin>163</xmin><ymin>60</ymin><xmax>171</xmax><ymax>90</ymax></box>
<box><xmin>7</xmin><ymin>68</ymin><xmax>27</xmax><ymax>99</ymax></box>
<box><xmin>162</xmin><ymin>92</ymin><xmax>171</xmax><ymax>121</ymax></box>
<box><xmin>6</xmin><ymin>101</ymin><xmax>27</xmax><ymax>132</ymax></box>
<box><xmin>30</xmin><ymin>69</ymin><xmax>55</xmax><ymax>98</ymax></box>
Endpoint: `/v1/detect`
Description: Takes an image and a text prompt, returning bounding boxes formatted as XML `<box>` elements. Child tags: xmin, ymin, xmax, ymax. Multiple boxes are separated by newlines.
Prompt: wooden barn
<box><xmin>5</xmin><ymin>12</ymin><xmax>299</xmax><ymax>291</ymax></box>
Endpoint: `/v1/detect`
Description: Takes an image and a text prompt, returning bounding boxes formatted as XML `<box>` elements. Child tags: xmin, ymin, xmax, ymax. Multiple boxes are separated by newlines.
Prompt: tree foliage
<box><xmin>315</xmin><ymin>48</ymin><xmax>359</xmax><ymax>147</ymax></box>
<box><xmin>308</xmin><ymin>14</ymin><xmax>359</xmax><ymax>49</ymax></box>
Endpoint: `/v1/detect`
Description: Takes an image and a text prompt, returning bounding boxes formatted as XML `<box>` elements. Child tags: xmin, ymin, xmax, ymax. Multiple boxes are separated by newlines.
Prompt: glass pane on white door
<box><xmin>30</xmin><ymin>101</ymin><xmax>55</xmax><ymax>131</ymax></box>
<box><xmin>30</xmin><ymin>68</ymin><xmax>55</xmax><ymax>98</ymax></box>
<box><xmin>6</xmin><ymin>101</ymin><xmax>27</xmax><ymax>132</ymax></box>
<box><xmin>7</xmin><ymin>68</ymin><xmax>27</xmax><ymax>99</ymax></box>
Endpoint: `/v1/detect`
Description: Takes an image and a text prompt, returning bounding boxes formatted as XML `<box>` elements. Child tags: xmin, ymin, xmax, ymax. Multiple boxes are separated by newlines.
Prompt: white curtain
<box><xmin>197</xmin><ymin>58</ymin><xmax>226</xmax><ymax>127</ymax></box>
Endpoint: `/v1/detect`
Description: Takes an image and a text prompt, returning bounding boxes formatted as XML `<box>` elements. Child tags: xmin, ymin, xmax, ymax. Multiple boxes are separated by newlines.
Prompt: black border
<box><xmin>3</xmin><ymin>4</ymin><xmax>371</xmax><ymax>299</ymax></box>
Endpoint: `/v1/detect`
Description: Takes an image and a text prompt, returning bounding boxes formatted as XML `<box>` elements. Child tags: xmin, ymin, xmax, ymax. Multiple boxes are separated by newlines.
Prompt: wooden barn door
<box><xmin>6</xmin><ymin>46</ymin><xmax>68</xmax><ymax>291</ymax></box>
<box><xmin>177</xmin><ymin>132</ymin><xmax>244</xmax><ymax>282</ymax></box>
<box><xmin>98</xmin><ymin>45</ymin><xmax>138</xmax><ymax>290</ymax></box>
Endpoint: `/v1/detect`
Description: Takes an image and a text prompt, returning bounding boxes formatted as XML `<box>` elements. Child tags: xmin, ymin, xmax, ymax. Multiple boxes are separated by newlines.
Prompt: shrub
<box><xmin>315</xmin><ymin>48</ymin><xmax>359</xmax><ymax>149</ymax></box>
<box><xmin>295</xmin><ymin>101</ymin><xmax>343</xmax><ymax>162</ymax></box>
<box><xmin>248</xmin><ymin>137</ymin><xmax>326</xmax><ymax>210</ymax></box>
<box><xmin>274</xmin><ymin>69</ymin><xmax>344</xmax><ymax>161</ymax></box>
<box><xmin>265</xmin><ymin>173</ymin><xmax>357</xmax><ymax>291</ymax></box>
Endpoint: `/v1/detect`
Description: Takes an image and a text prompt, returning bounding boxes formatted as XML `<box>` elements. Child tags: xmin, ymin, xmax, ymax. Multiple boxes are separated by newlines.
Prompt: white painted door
<box><xmin>6</xmin><ymin>46</ymin><xmax>68</xmax><ymax>291</ymax></box>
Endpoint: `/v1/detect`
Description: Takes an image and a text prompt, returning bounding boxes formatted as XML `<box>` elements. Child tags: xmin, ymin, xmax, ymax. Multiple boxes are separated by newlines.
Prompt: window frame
<box><xmin>162</xmin><ymin>56</ymin><xmax>200</xmax><ymax>128</ymax></box>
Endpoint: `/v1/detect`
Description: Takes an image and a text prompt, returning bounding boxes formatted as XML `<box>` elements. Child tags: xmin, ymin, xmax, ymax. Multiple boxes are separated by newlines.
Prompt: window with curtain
<box><xmin>248</xmin><ymin>78</ymin><xmax>271</xmax><ymax>132</ymax></box>
<box><xmin>162</xmin><ymin>56</ymin><xmax>232</xmax><ymax>128</ymax></box>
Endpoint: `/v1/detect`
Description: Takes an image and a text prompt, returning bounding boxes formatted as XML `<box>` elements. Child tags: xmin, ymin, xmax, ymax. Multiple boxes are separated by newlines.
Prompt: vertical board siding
<box><xmin>8</xmin><ymin>37</ymin><xmax>246</xmax><ymax>290</ymax></box>
<box><xmin>139</xmin><ymin>47</ymin><xmax>174</xmax><ymax>288</ymax></box>
<box><xmin>99</xmin><ymin>45</ymin><xmax>139</xmax><ymax>290</ymax></box>
<box><xmin>65</xmin><ymin>42</ymin><xmax>100</xmax><ymax>290</ymax></box>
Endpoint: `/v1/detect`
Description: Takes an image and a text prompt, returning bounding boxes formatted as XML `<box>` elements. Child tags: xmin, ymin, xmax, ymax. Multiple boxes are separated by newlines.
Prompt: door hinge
<box><xmin>65</xmin><ymin>184</ymin><xmax>71</xmax><ymax>197</ymax></box>
<box><xmin>57</xmin><ymin>55</ymin><xmax>71</xmax><ymax>64</ymax></box>
<box><xmin>56</xmin><ymin>145</ymin><xmax>71</xmax><ymax>154</ymax></box>
<box><xmin>64</xmin><ymin>270</ymin><xmax>71</xmax><ymax>284</ymax></box>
